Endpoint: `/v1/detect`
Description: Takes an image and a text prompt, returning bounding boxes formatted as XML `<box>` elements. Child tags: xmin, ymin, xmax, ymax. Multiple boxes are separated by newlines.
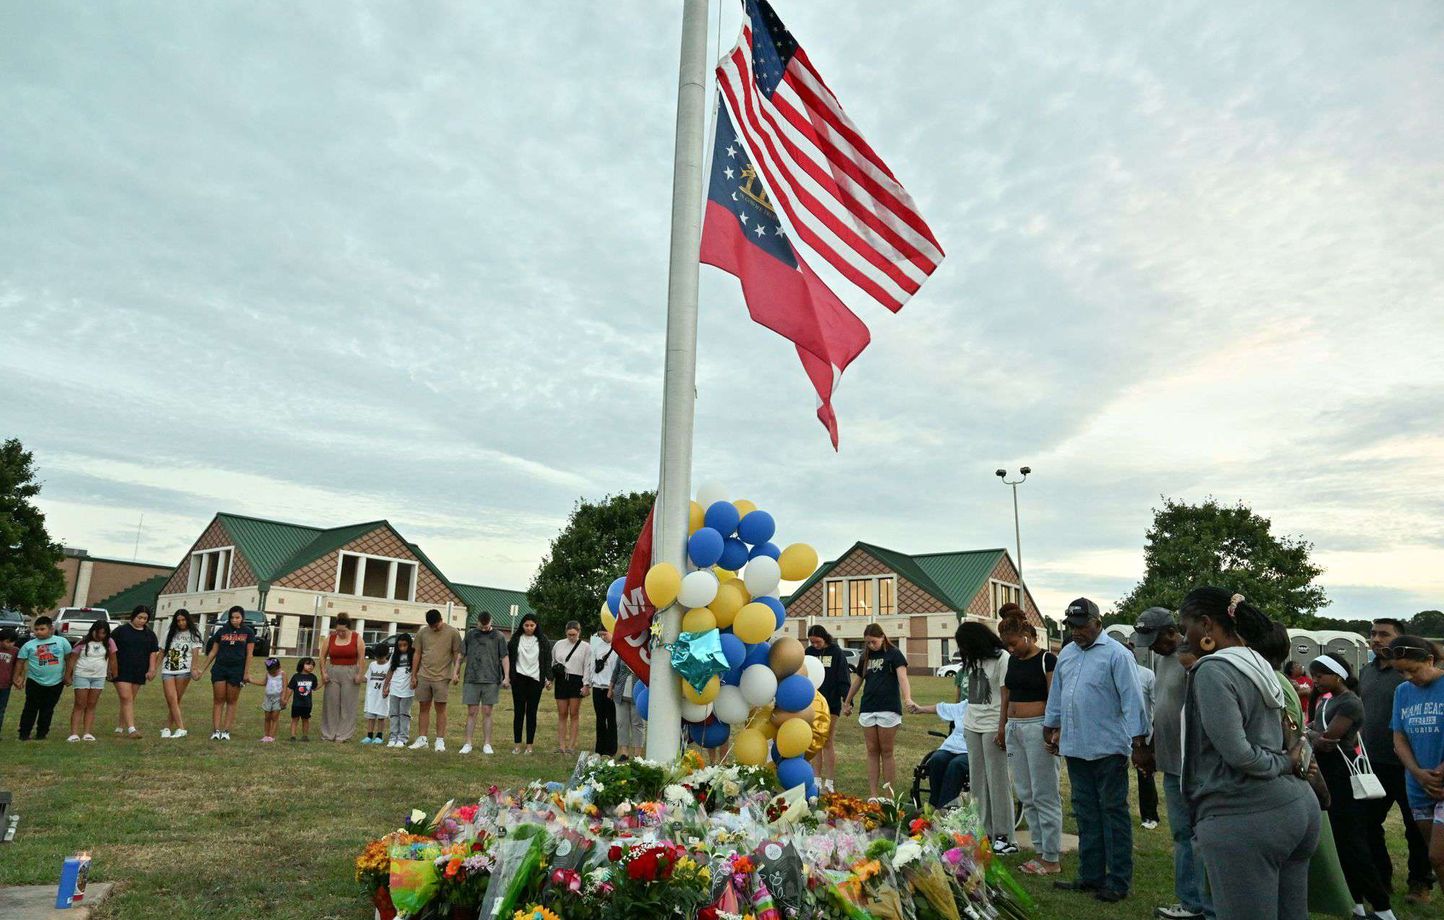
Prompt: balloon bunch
<box><xmin>602</xmin><ymin>481</ymin><xmax>824</xmax><ymax>797</ymax></box>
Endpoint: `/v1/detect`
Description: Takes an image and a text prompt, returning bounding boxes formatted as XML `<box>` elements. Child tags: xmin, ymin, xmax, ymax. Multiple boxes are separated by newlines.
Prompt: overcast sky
<box><xmin>3</xmin><ymin>1</ymin><xmax>1441</xmax><ymax>622</ymax></box>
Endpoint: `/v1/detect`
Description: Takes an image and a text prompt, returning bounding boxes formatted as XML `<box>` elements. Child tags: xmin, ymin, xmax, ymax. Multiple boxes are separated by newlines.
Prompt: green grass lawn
<box><xmin>0</xmin><ymin>671</ymin><xmax>1424</xmax><ymax>918</ymax></box>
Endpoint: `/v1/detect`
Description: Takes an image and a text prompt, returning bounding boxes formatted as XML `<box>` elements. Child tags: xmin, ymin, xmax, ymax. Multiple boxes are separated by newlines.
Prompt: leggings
<box><xmin>511</xmin><ymin>673</ymin><xmax>543</xmax><ymax>744</ymax></box>
<box><xmin>1320</xmin><ymin>749</ymin><xmax>1391</xmax><ymax>910</ymax></box>
<box><xmin>965</xmin><ymin>728</ymin><xmax>1015</xmax><ymax>837</ymax></box>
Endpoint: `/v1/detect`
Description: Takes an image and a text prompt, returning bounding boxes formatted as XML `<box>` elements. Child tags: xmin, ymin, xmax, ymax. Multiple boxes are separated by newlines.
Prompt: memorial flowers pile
<box><xmin>358</xmin><ymin>755</ymin><xmax>1036</xmax><ymax>920</ymax></box>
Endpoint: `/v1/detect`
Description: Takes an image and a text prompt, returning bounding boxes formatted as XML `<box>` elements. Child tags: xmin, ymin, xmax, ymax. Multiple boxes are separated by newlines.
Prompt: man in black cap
<box><xmin>1044</xmin><ymin>598</ymin><xmax>1148</xmax><ymax>904</ymax></box>
<box><xmin>1132</xmin><ymin>607</ymin><xmax>1211</xmax><ymax>920</ymax></box>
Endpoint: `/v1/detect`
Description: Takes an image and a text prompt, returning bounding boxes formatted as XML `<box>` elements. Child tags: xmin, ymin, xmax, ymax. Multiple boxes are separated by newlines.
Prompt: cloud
<box><xmin>3</xmin><ymin>1</ymin><xmax>1441</xmax><ymax>619</ymax></box>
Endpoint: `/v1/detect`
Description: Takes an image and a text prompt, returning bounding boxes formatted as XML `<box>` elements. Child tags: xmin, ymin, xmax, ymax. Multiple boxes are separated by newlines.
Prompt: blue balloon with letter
<box><xmin>606</xmin><ymin>576</ymin><xmax>627</xmax><ymax>615</ymax></box>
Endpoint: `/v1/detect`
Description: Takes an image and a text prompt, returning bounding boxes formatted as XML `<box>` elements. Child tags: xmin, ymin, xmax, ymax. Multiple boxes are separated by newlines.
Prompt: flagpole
<box><xmin>645</xmin><ymin>0</ymin><xmax>711</xmax><ymax>762</ymax></box>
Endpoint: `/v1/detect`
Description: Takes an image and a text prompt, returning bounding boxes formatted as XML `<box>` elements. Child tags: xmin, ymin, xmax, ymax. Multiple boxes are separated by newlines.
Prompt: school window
<box><xmin>849</xmin><ymin>578</ymin><xmax>871</xmax><ymax>616</ymax></box>
<box><xmin>877</xmin><ymin>576</ymin><xmax>897</xmax><ymax>615</ymax></box>
<box><xmin>336</xmin><ymin>552</ymin><xmax>418</xmax><ymax>602</ymax></box>
<box><xmin>187</xmin><ymin>547</ymin><xmax>233</xmax><ymax>592</ymax></box>
<box><xmin>940</xmin><ymin>637</ymin><xmax>952</xmax><ymax>663</ymax></box>
<box><xmin>990</xmin><ymin>580</ymin><xmax>1021</xmax><ymax>614</ymax></box>
<box><xmin>826</xmin><ymin>580</ymin><xmax>844</xmax><ymax>617</ymax></box>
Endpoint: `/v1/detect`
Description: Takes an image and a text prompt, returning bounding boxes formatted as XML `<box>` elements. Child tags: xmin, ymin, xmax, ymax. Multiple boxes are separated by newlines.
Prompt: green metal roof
<box><xmin>269</xmin><ymin>521</ymin><xmax>386</xmax><ymax>579</ymax></box>
<box><xmin>452</xmin><ymin>584</ymin><xmax>535</xmax><ymax>629</ymax></box>
<box><xmin>215</xmin><ymin>513</ymin><xmax>325</xmax><ymax>582</ymax></box>
<box><xmin>785</xmin><ymin>542</ymin><xmax>1008</xmax><ymax>614</ymax></box>
<box><xmin>91</xmin><ymin>574</ymin><xmax>171</xmax><ymax>617</ymax></box>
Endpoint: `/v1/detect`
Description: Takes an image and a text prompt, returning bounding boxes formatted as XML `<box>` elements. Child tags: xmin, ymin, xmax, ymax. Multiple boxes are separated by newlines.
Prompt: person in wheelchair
<box><xmin>909</xmin><ymin>697</ymin><xmax>970</xmax><ymax>808</ymax></box>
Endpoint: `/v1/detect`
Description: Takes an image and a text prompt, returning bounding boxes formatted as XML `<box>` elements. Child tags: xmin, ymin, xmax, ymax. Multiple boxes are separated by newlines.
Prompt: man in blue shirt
<box><xmin>1044</xmin><ymin>598</ymin><xmax>1148</xmax><ymax>903</ymax></box>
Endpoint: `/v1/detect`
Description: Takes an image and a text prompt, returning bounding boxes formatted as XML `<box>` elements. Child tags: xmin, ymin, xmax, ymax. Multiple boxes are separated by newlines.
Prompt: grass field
<box><xmin>0</xmin><ymin>668</ymin><xmax>1425</xmax><ymax>919</ymax></box>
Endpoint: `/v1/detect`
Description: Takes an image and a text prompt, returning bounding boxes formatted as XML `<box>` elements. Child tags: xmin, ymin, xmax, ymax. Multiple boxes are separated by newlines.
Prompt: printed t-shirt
<box><xmin>855</xmin><ymin>646</ymin><xmax>909</xmax><ymax>714</ymax></box>
<box><xmin>415</xmin><ymin>624</ymin><xmax>461</xmax><ymax>681</ymax></box>
<box><xmin>111</xmin><ymin>623</ymin><xmax>159</xmax><ymax>676</ymax></box>
<box><xmin>388</xmin><ymin>653</ymin><xmax>415</xmax><ymax>699</ymax></box>
<box><xmin>162</xmin><ymin>632</ymin><xmax>203</xmax><ymax>675</ymax></box>
<box><xmin>365</xmin><ymin>661</ymin><xmax>389</xmax><ymax>714</ymax></box>
<box><xmin>1391</xmin><ymin>676</ymin><xmax>1444</xmax><ymax>809</ymax></box>
<box><xmin>211</xmin><ymin>625</ymin><xmax>256</xmax><ymax>667</ymax></box>
<box><xmin>71</xmin><ymin>638</ymin><xmax>116</xmax><ymax>679</ymax></box>
<box><xmin>288</xmin><ymin>673</ymin><xmax>319</xmax><ymax>706</ymax></box>
<box><xmin>18</xmin><ymin>636</ymin><xmax>72</xmax><ymax>686</ymax></box>
<box><xmin>0</xmin><ymin>646</ymin><xmax>15</xmax><ymax>686</ymax></box>
<box><xmin>963</xmin><ymin>652</ymin><xmax>1010</xmax><ymax>733</ymax></box>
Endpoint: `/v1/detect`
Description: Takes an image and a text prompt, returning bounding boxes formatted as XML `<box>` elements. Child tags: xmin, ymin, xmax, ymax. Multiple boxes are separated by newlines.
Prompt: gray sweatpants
<box><xmin>615</xmin><ymin>698</ymin><xmax>645</xmax><ymax>750</ymax></box>
<box><xmin>1193</xmin><ymin>791</ymin><xmax>1320</xmax><ymax>920</ymax></box>
<box><xmin>965</xmin><ymin>727</ymin><xmax>1015</xmax><ymax>837</ymax></box>
<box><xmin>388</xmin><ymin>694</ymin><xmax>412</xmax><ymax>745</ymax></box>
<box><xmin>1006</xmin><ymin>717</ymin><xmax>1063</xmax><ymax>862</ymax></box>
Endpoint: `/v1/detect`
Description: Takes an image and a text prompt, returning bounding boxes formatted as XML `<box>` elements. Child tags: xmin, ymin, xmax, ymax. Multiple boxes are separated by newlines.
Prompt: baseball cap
<box><xmin>1131</xmin><ymin>607</ymin><xmax>1176</xmax><ymax>648</ymax></box>
<box><xmin>1062</xmin><ymin>598</ymin><xmax>1100</xmax><ymax>626</ymax></box>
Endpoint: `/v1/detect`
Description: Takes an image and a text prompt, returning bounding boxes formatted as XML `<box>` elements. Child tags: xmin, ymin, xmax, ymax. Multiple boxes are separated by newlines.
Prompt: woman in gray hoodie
<box><xmin>1180</xmin><ymin>587</ymin><xmax>1319</xmax><ymax>920</ymax></box>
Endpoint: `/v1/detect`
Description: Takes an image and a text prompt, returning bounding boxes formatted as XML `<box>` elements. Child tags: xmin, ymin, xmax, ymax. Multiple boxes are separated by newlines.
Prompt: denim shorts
<box><xmin>72</xmin><ymin>675</ymin><xmax>106</xmax><ymax>690</ymax></box>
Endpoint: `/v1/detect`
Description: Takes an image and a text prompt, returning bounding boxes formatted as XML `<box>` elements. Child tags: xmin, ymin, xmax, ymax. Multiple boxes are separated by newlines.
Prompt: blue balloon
<box><xmin>720</xmin><ymin>632</ymin><xmax>746</xmax><ymax>669</ymax></box>
<box><xmin>701</xmin><ymin>720</ymin><xmax>731</xmax><ymax>748</ymax></box>
<box><xmin>737</xmin><ymin>510</ymin><xmax>776</xmax><ymax>546</ymax></box>
<box><xmin>743</xmin><ymin>642</ymin><xmax>772</xmax><ymax>670</ymax></box>
<box><xmin>687</xmin><ymin>721</ymin><xmax>708</xmax><ymax>743</ymax></box>
<box><xmin>606</xmin><ymin>576</ymin><xmax>627</xmax><ymax>615</ymax></box>
<box><xmin>776</xmin><ymin>674</ymin><xmax>814</xmax><ymax>712</ymax></box>
<box><xmin>756</xmin><ymin>595</ymin><xmax>786</xmax><ymax>630</ymax></box>
<box><xmin>687</xmin><ymin>527</ymin><xmax>725</xmax><ymax>568</ymax></box>
<box><xmin>718</xmin><ymin>537</ymin><xmax>750</xmax><ymax>571</ymax></box>
<box><xmin>770</xmin><ymin>740</ymin><xmax>784</xmax><ymax>764</ymax></box>
<box><xmin>704</xmin><ymin>500</ymin><xmax>741</xmax><ymax>537</ymax></box>
<box><xmin>776</xmin><ymin>756</ymin><xmax>814</xmax><ymax>791</ymax></box>
<box><xmin>635</xmin><ymin>685</ymin><xmax>650</xmax><ymax>720</ymax></box>
<box><xmin>805</xmin><ymin>779</ymin><xmax>819</xmax><ymax>801</ymax></box>
<box><xmin>748</xmin><ymin>541</ymin><xmax>781</xmax><ymax>561</ymax></box>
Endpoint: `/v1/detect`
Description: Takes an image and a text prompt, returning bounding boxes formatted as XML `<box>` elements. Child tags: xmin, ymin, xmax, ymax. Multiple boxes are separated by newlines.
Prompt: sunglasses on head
<box><xmin>1378</xmin><ymin>646</ymin><xmax>1432</xmax><ymax>662</ymax></box>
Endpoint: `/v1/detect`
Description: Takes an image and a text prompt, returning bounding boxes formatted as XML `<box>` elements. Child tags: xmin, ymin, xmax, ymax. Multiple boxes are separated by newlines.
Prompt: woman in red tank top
<box><xmin>319</xmin><ymin>613</ymin><xmax>363</xmax><ymax>741</ymax></box>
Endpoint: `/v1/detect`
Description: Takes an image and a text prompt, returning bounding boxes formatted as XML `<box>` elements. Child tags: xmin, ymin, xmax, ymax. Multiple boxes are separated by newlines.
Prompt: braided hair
<box><xmin>1178</xmin><ymin>586</ymin><xmax>1274</xmax><ymax>646</ymax></box>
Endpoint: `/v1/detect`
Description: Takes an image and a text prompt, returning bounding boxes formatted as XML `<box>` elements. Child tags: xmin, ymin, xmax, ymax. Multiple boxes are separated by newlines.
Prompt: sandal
<box><xmin>1019</xmin><ymin>861</ymin><xmax>1061</xmax><ymax>876</ymax></box>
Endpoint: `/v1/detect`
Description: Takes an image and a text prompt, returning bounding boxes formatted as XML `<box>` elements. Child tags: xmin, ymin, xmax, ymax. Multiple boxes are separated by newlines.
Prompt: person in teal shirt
<box><xmin>14</xmin><ymin>616</ymin><xmax>72</xmax><ymax>740</ymax></box>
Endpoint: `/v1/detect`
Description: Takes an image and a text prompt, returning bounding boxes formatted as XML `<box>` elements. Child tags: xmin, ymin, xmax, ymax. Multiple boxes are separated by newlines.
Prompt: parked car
<box><xmin>54</xmin><ymin>607</ymin><xmax>117</xmax><ymax>643</ymax></box>
<box><xmin>841</xmin><ymin>647</ymin><xmax>862</xmax><ymax>670</ymax></box>
<box><xmin>934</xmin><ymin>655</ymin><xmax>964</xmax><ymax>679</ymax></box>
<box><xmin>207</xmin><ymin>609</ymin><xmax>273</xmax><ymax>658</ymax></box>
<box><xmin>0</xmin><ymin>608</ymin><xmax>32</xmax><ymax>643</ymax></box>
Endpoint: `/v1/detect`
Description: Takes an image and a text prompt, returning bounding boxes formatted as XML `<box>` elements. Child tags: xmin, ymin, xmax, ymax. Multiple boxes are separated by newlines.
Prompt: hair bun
<box><xmin>998</xmin><ymin>603</ymin><xmax>1026</xmax><ymax>621</ymax></box>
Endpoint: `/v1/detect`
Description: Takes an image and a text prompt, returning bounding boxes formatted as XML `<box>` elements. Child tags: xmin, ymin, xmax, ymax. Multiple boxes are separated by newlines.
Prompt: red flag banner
<box><xmin>611</xmin><ymin>504</ymin><xmax>656</xmax><ymax>685</ymax></box>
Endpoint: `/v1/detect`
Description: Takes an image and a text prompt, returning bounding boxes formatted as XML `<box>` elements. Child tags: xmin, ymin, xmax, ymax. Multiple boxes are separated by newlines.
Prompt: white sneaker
<box><xmin>387</xmin><ymin>740</ymin><xmax>399</xmax><ymax>748</ymax></box>
<box><xmin>482</xmin><ymin>743</ymin><xmax>494</xmax><ymax>755</ymax></box>
<box><xmin>173</xmin><ymin>729</ymin><xmax>188</xmax><ymax>739</ymax></box>
<box><xmin>67</xmin><ymin>734</ymin><xmax>81</xmax><ymax>742</ymax></box>
<box><xmin>114</xmin><ymin>726</ymin><xmax>124</xmax><ymax>734</ymax></box>
<box><xmin>82</xmin><ymin>734</ymin><xmax>96</xmax><ymax>742</ymax></box>
<box><xmin>1142</xmin><ymin>819</ymin><xmax>1159</xmax><ymax>830</ymax></box>
<box><xmin>408</xmin><ymin>736</ymin><xmax>429</xmax><ymax>750</ymax></box>
<box><xmin>221</xmin><ymin>731</ymin><xmax>231</xmax><ymax>741</ymax></box>
<box><xmin>434</xmin><ymin>738</ymin><xmax>446</xmax><ymax>752</ymax></box>
<box><xmin>160</xmin><ymin>727</ymin><xmax>173</xmax><ymax>739</ymax></box>
<box><xmin>458</xmin><ymin>743</ymin><xmax>473</xmax><ymax>755</ymax></box>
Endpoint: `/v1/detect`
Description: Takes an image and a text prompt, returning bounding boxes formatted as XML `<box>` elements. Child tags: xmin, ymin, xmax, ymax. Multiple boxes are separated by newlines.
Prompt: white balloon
<box><xmin>739</xmin><ymin>663</ymin><xmax>779</xmax><ymax>708</ymax></box>
<box><xmin>743</xmin><ymin>555</ymin><xmax>782</xmax><ymax>596</ymax></box>
<box><xmin>678</xmin><ymin>570</ymin><xmax>720</xmax><ymax>608</ymax></box>
<box><xmin>680</xmin><ymin>699</ymin><xmax>713</xmax><ymax>723</ymax></box>
<box><xmin>695</xmin><ymin>480</ymin><xmax>728</xmax><ymax>509</ymax></box>
<box><xmin>713</xmin><ymin>684</ymin><xmax>752</xmax><ymax>725</ymax></box>
<box><xmin>803</xmin><ymin>655</ymin><xmax>825</xmax><ymax>690</ymax></box>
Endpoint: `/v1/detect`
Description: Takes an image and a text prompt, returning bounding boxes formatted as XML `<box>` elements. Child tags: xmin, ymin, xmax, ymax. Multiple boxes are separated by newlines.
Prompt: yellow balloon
<box><xmin>778</xmin><ymin>543</ymin><xmax>820</xmax><ymax>581</ymax></box>
<box><xmin>599</xmin><ymin>599</ymin><xmax>611</xmax><ymax>625</ymax></box>
<box><xmin>733</xmin><ymin>728</ymin><xmax>769</xmax><ymax>766</ymax></box>
<box><xmin>733</xmin><ymin>602</ymin><xmax>776</xmax><ymax>644</ymax></box>
<box><xmin>712</xmin><ymin>566</ymin><xmax>735</xmax><ymax>580</ymax></box>
<box><xmin>733</xmin><ymin>499</ymin><xmax>757</xmax><ymax>517</ymax></box>
<box><xmin>724</xmin><ymin>576</ymin><xmax>750</xmax><ymax>602</ymax></box>
<box><xmin>709</xmin><ymin>581</ymin><xmax>747</xmax><ymax>627</ymax></box>
<box><xmin>644</xmin><ymin>562</ymin><xmax>682</xmax><ymax>609</ymax></box>
<box><xmin>601</xmin><ymin>608</ymin><xmax>617</xmax><ymax>632</ymax></box>
<box><xmin>688</xmin><ymin>501</ymin><xmax>705</xmax><ymax>534</ymax></box>
<box><xmin>682</xmin><ymin>675</ymin><xmax>720</xmax><ymax>705</ymax></box>
<box><xmin>681</xmin><ymin>607</ymin><xmax>717</xmax><ymax>634</ymax></box>
<box><xmin>776</xmin><ymin>717</ymin><xmax>812</xmax><ymax>759</ymax></box>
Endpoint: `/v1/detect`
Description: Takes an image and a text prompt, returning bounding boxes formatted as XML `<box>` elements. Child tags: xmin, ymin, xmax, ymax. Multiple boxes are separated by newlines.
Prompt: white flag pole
<box><xmin>644</xmin><ymin>0</ymin><xmax>711</xmax><ymax>762</ymax></box>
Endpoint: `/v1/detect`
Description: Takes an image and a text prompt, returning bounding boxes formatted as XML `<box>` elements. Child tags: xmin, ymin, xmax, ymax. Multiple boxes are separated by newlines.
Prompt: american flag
<box><xmin>715</xmin><ymin>0</ymin><xmax>944</xmax><ymax>316</ymax></box>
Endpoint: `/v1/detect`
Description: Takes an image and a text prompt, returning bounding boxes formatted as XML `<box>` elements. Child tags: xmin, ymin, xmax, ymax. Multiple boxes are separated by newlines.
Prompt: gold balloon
<box><xmin>768</xmin><ymin>636</ymin><xmax>805</xmax><ymax>678</ymax></box>
<box><xmin>805</xmin><ymin>690</ymin><xmax>833</xmax><ymax>760</ymax></box>
<box><xmin>776</xmin><ymin>717</ymin><xmax>811</xmax><ymax>758</ymax></box>
<box><xmin>681</xmin><ymin>607</ymin><xmax>717</xmax><ymax>634</ymax></box>
<box><xmin>709</xmin><ymin>581</ymin><xmax>747</xmax><ymax>627</ymax></box>
<box><xmin>743</xmin><ymin>704</ymin><xmax>780</xmax><ymax>740</ymax></box>
<box><xmin>771</xmin><ymin>704</ymin><xmax>815</xmax><ymax>725</ymax></box>
<box><xmin>733</xmin><ymin>499</ymin><xmax>758</xmax><ymax>517</ymax></box>
<box><xmin>689</xmin><ymin>501</ymin><xmax>705</xmax><ymax>534</ymax></box>
<box><xmin>732</xmin><ymin>728</ymin><xmax>769</xmax><ymax>766</ymax></box>
<box><xmin>682</xmin><ymin>675</ymin><xmax>720</xmax><ymax>705</ymax></box>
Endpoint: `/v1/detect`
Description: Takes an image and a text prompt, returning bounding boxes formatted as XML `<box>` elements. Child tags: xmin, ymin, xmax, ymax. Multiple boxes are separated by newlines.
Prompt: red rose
<box><xmin>608</xmin><ymin>844</ymin><xmax>624</xmax><ymax>862</ymax></box>
<box><xmin>628</xmin><ymin>850</ymin><xmax>660</xmax><ymax>882</ymax></box>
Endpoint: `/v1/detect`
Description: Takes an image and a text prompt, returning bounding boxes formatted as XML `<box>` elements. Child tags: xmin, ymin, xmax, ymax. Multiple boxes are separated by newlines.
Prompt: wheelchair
<box><xmin>909</xmin><ymin>729</ymin><xmax>1026</xmax><ymax>831</ymax></box>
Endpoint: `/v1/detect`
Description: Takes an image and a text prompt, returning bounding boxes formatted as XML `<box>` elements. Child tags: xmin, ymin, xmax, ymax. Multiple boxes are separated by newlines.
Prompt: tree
<box><xmin>1410</xmin><ymin>610</ymin><xmax>1444</xmax><ymax>637</ymax></box>
<box><xmin>527</xmin><ymin>491</ymin><xmax>655</xmax><ymax>636</ymax></box>
<box><xmin>1114</xmin><ymin>497</ymin><xmax>1328</xmax><ymax>627</ymax></box>
<box><xmin>0</xmin><ymin>438</ymin><xmax>66</xmax><ymax>614</ymax></box>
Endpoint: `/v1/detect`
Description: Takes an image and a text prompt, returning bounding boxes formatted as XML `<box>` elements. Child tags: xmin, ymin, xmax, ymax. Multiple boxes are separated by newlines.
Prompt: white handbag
<box><xmin>1345</xmin><ymin>744</ymin><xmax>1386</xmax><ymax>801</ymax></box>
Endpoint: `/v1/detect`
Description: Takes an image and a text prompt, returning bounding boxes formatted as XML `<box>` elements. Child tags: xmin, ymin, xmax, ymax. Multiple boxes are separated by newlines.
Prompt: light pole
<box><xmin>994</xmin><ymin>466</ymin><xmax>1031</xmax><ymax>581</ymax></box>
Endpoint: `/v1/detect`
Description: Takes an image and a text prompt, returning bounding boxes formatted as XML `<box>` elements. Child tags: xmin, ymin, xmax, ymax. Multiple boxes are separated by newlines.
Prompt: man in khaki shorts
<box><xmin>409</xmin><ymin>609</ymin><xmax>461</xmax><ymax>751</ymax></box>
